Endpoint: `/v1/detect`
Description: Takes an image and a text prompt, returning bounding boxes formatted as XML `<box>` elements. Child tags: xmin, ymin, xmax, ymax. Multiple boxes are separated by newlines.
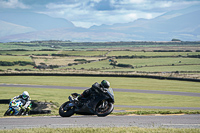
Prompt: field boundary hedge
<box><xmin>0</xmin><ymin>72</ymin><xmax>199</xmax><ymax>82</ymax></box>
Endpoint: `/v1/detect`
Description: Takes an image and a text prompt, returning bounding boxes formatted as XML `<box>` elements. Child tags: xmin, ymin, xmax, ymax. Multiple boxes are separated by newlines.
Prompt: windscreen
<box><xmin>107</xmin><ymin>88</ymin><xmax>114</xmax><ymax>96</ymax></box>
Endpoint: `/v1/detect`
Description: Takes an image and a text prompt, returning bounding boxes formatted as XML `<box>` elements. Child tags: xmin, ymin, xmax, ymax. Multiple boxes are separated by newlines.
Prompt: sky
<box><xmin>0</xmin><ymin>0</ymin><xmax>200</xmax><ymax>28</ymax></box>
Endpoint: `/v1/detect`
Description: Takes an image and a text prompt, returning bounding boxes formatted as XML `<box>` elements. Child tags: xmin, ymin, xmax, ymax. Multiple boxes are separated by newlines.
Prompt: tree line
<box><xmin>0</xmin><ymin>61</ymin><xmax>34</xmax><ymax>66</ymax></box>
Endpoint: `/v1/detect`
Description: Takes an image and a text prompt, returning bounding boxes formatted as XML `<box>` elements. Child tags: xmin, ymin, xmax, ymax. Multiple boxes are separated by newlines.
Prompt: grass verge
<box><xmin>0</xmin><ymin>127</ymin><xmax>200</xmax><ymax>133</ymax></box>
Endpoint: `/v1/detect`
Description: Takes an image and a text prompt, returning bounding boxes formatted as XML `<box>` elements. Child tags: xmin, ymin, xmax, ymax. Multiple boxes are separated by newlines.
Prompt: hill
<box><xmin>0</xmin><ymin>4</ymin><xmax>200</xmax><ymax>42</ymax></box>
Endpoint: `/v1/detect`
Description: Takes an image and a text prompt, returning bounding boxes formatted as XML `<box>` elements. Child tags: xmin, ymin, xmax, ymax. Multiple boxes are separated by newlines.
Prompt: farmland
<box><xmin>0</xmin><ymin>41</ymin><xmax>200</xmax><ymax>83</ymax></box>
<box><xmin>0</xmin><ymin>41</ymin><xmax>200</xmax><ymax>80</ymax></box>
<box><xmin>0</xmin><ymin>41</ymin><xmax>200</xmax><ymax>132</ymax></box>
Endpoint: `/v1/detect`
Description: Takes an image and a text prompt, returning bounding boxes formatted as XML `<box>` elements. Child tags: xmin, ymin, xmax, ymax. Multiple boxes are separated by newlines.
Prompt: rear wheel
<box><xmin>95</xmin><ymin>100</ymin><xmax>114</xmax><ymax>117</ymax></box>
<box><xmin>59</xmin><ymin>101</ymin><xmax>75</xmax><ymax>117</ymax></box>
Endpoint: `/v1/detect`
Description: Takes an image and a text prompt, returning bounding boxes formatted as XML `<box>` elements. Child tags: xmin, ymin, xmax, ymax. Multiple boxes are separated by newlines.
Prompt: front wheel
<box><xmin>59</xmin><ymin>101</ymin><xmax>75</xmax><ymax>117</ymax></box>
<box><xmin>95</xmin><ymin>100</ymin><xmax>114</xmax><ymax>117</ymax></box>
<box><xmin>4</xmin><ymin>109</ymin><xmax>13</xmax><ymax>116</ymax></box>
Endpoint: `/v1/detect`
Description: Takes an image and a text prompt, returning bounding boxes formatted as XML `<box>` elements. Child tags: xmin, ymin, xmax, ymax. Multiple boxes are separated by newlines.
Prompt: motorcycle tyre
<box><xmin>59</xmin><ymin>101</ymin><xmax>75</xmax><ymax>117</ymax></box>
<box><xmin>4</xmin><ymin>109</ymin><xmax>12</xmax><ymax>116</ymax></box>
<box><xmin>95</xmin><ymin>101</ymin><xmax>114</xmax><ymax>117</ymax></box>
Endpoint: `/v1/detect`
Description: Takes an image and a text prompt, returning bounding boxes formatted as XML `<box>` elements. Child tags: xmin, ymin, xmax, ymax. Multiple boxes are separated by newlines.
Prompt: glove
<box><xmin>10</xmin><ymin>99</ymin><xmax>14</xmax><ymax>102</ymax></box>
<box><xmin>74</xmin><ymin>97</ymin><xmax>78</xmax><ymax>101</ymax></box>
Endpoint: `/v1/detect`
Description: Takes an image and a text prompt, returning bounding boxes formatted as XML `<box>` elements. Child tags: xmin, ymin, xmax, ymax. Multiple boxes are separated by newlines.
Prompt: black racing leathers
<box><xmin>78</xmin><ymin>82</ymin><xmax>103</xmax><ymax>100</ymax></box>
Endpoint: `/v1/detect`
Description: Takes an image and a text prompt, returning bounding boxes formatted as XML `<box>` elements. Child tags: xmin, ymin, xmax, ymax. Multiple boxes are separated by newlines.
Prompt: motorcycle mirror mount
<box><xmin>68</xmin><ymin>96</ymin><xmax>73</xmax><ymax>102</ymax></box>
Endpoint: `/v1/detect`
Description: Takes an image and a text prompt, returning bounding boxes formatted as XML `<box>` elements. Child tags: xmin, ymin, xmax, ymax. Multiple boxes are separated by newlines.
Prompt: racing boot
<box><xmin>24</xmin><ymin>106</ymin><xmax>31</xmax><ymax>116</ymax></box>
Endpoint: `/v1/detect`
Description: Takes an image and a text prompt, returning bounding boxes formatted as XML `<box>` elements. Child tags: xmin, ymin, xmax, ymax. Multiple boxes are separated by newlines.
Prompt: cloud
<box><xmin>1</xmin><ymin>0</ymin><xmax>200</xmax><ymax>28</ymax></box>
<box><xmin>0</xmin><ymin>0</ymin><xmax>29</xmax><ymax>9</ymax></box>
<box><xmin>38</xmin><ymin>0</ymin><xmax>200</xmax><ymax>28</ymax></box>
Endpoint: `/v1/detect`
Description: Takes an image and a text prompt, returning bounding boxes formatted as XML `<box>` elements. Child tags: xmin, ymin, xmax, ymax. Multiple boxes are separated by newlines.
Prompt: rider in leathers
<box><xmin>12</xmin><ymin>91</ymin><xmax>31</xmax><ymax>115</ymax></box>
<box><xmin>77</xmin><ymin>80</ymin><xmax>110</xmax><ymax>103</ymax></box>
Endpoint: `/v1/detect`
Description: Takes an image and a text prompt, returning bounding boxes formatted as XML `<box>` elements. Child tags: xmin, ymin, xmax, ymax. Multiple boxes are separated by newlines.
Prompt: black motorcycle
<box><xmin>59</xmin><ymin>88</ymin><xmax>114</xmax><ymax>117</ymax></box>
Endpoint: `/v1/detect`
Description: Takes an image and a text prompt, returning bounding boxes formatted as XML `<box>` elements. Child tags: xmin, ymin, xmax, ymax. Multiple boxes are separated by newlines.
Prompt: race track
<box><xmin>1</xmin><ymin>115</ymin><xmax>200</xmax><ymax>129</ymax></box>
<box><xmin>1</xmin><ymin>83</ymin><xmax>200</xmax><ymax>110</ymax></box>
<box><xmin>1</xmin><ymin>83</ymin><xmax>200</xmax><ymax>129</ymax></box>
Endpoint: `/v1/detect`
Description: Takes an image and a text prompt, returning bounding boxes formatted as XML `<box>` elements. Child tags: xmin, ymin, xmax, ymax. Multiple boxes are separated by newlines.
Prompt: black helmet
<box><xmin>101</xmin><ymin>80</ymin><xmax>110</xmax><ymax>88</ymax></box>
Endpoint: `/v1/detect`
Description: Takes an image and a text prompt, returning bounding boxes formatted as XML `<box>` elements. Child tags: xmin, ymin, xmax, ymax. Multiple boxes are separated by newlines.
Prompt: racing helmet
<box><xmin>101</xmin><ymin>80</ymin><xmax>110</xmax><ymax>89</ymax></box>
<box><xmin>22</xmin><ymin>91</ymin><xmax>29</xmax><ymax>100</ymax></box>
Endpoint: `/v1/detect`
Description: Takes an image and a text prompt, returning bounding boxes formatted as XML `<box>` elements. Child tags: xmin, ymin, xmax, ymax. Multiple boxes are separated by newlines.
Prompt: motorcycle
<box><xmin>4</xmin><ymin>99</ymin><xmax>31</xmax><ymax>116</ymax></box>
<box><xmin>59</xmin><ymin>88</ymin><xmax>114</xmax><ymax>117</ymax></box>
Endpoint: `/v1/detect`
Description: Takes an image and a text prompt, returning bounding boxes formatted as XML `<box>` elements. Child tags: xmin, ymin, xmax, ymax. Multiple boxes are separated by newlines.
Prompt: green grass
<box><xmin>0</xmin><ymin>43</ymin><xmax>57</xmax><ymax>50</ymax></box>
<box><xmin>114</xmin><ymin>91</ymin><xmax>200</xmax><ymax>107</ymax></box>
<box><xmin>0</xmin><ymin>51</ymin><xmax>58</xmax><ymax>55</ymax></box>
<box><xmin>0</xmin><ymin>65</ymin><xmax>35</xmax><ymax>71</ymax></box>
<box><xmin>0</xmin><ymin>76</ymin><xmax>200</xmax><ymax>93</ymax></box>
<box><xmin>133</xmin><ymin>65</ymin><xmax>200</xmax><ymax>72</ymax></box>
<box><xmin>0</xmin><ymin>55</ymin><xmax>32</xmax><ymax>62</ymax></box>
<box><xmin>115</xmin><ymin>58</ymin><xmax>200</xmax><ymax>67</ymax></box>
<box><xmin>60</xmin><ymin>50</ymin><xmax>107</xmax><ymax>56</ymax></box>
<box><xmin>105</xmin><ymin>65</ymin><xmax>200</xmax><ymax>72</ymax></box>
<box><xmin>60</xmin><ymin>57</ymin><xmax>200</xmax><ymax>72</ymax></box>
<box><xmin>1</xmin><ymin>76</ymin><xmax>200</xmax><ymax>116</ymax></box>
<box><xmin>107</xmin><ymin>51</ymin><xmax>200</xmax><ymax>56</ymax></box>
<box><xmin>33</xmin><ymin>56</ymin><xmax>106</xmax><ymax>66</ymax></box>
<box><xmin>1</xmin><ymin>127</ymin><xmax>200</xmax><ymax>133</ymax></box>
<box><xmin>1</xmin><ymin>87</ymin><xmax>199</xmax><ymax>109</ymax></box>
<box><xmin>61</xmin><ymin>60</ymin><xmax>112</xmax><ymax>70</ymax></box>
<box><xmin>1</xmin><ymin>51</ymin><xmax>200</xmax><ymax>73</ymax></box>
<box><xmin>0</xmin><ymin>55</ymin><xmax>35</xmax><ymax>70</ymax></box>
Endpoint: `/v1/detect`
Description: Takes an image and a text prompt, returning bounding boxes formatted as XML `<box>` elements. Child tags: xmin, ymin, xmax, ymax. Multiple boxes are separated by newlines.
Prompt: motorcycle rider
<box><xmin>76</xmin><ymin>80</ymin><xmax>110</xmax><ymax>106</ymax></box>
<box><xmin>12</xmin><ymin>91</ymin><xmax>31</xmax><ymax>115</ymax></box>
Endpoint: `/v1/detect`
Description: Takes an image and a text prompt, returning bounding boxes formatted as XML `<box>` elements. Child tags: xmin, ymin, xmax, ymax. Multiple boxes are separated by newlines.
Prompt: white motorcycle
<box><xmin>4</xmin><ymin>99</ymin><xmax>30</xmax><ymax>116</ymax></box>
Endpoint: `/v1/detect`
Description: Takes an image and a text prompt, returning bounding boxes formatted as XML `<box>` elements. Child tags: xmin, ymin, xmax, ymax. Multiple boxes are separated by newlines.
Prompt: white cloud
<box><xmin>91</xmin><ymin>0</ymin><xmax>102</xmax><ymax>3</ymax></box>
<box><xmin>0</xmin><ymin>0</ymin><xmax>29</xmax><ymax>9</ymax></box>
<box><xmin>34</xmin><ymin>0</ymin><xmax>200</xmax><ymax>28</ymax></box>
<box><xmin>119</xmin><ymin>0</ymin><xmax>147</xmax><ymax>4</ymax></box>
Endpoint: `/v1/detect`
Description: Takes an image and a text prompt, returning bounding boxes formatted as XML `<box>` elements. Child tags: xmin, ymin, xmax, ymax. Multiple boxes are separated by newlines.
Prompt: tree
<box><xmin>171</xmin><ymin>38</ymin><xmax>181</xmax><ymax>41</ymax></box>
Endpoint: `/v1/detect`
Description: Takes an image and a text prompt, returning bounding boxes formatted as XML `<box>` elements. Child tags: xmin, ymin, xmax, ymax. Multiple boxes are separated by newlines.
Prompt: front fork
<box><xmin>99</xmin><ymin>100</ymin><xmax>108</xmax><ymax>109</ymax></box>
<box><xmin>9</xmin><ymin>107</ymin><xmax>14</xmax><ymax>115</ymax></box>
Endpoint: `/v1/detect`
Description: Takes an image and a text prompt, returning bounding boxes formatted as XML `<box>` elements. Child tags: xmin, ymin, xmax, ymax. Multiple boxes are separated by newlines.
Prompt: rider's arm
<box><xmin>82</xmin><ymin>88</ymin><xmax>92</xmax><ymax>98</ymax></box>
<box><xmin>12</xmin><ymin>95</ymin><xmax>21</xmax><ymax>100</ymax></box>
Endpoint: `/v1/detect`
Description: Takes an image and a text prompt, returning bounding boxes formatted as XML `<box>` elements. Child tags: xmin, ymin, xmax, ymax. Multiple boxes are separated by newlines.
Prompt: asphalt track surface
<box><xmin>1</xmin><ymin>83</ymin><xmax>200</xmax><ymax>110</ymax></box>
<box><xmin>1</xmin><ymin>115</ymin><xmax>200</xmax><ymax>129</ymax></box>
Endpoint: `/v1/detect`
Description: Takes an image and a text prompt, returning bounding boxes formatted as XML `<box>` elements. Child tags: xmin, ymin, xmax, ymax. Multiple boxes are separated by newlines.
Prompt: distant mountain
<box><xmin>0</xmin><ymin>20</ymin><xmax>36</xmax><ymax>37</ymax></box>
<box><xmin>0</xmin><ymin>11</ymin><xmax>74</xmax><ymax>35</ymax></box>
<box><xmin>0</xmin><ymin>5</ymin><xmax>200</xmax><ymax>42</ymax></box>
<box><xmin>88</xmin><ymin>8</ymin><xmax>200</xmax><ymax>41</ymax></box>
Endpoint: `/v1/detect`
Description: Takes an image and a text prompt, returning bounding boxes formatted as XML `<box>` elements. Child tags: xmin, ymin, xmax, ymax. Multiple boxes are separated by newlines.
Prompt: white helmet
<box><xmin>22</xmin><ymin>91</ymin><xmax>29</xmax><ymax>99</ymax></box>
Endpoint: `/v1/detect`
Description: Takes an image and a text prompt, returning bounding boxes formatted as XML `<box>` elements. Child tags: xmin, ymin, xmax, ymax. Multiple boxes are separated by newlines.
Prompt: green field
<box><xmin>1</xmin><ymin>76</ymin><xmax>199</xmax><ymax>93</ymax></box>
<box><xmin>1</xmin><ymin>86</ymin><xmax>199</xmax><ymax>108</ymax></box>
<box><xmin>60</xmin><ymin>50</ymin><xmax>108</xmax><ymax>56</ymax></box>
<box><xmin>0</xmin><ymin>49</ymin><xmax>200</xmax><ymax>74</ymax></box>
<box><xmin>1</xmin><ymin>76</ymin><xmax>200</xmax><ymax>117</ymax></box>
<box><xmin>0</xmin><ymin>55</ymin><xmax>32</xmax><ymax>62</ymax></box>
<box><xmin>115</xmin><ymin>58</ymin><xmax>200</xmax><ymax>66</ymax></box>
<box><xmin>60</xmin><ymin>60</ymin><xmax>112</xmax><ymax>70</ymax></box>
<box><xmin>107</xmin><ymin>51</ymin><xmax>200</xmax><ymax>56</ymax></box>
<box><xmin>104</xmin><ymin>65</ymin><xmax>200</xmax><ymax>72</ymax></box>
<box><xmin>0</xmin><ymin>51</ymin><xmax>58</xmax><ymax>55</ymax></box>
<box><xmin>59</xmin><ymin>57</ymin><xmax>200</xmax><ymax>72</ymax></box>
<box><xmin>1</xmin><ymin>41</ymin><xmax>200</xmax><ymax>131</ymax></box>
<box><xmin>0</xmin><ymin>65</ymin><xmax>35</xmax><ymax>71</ymax></box>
